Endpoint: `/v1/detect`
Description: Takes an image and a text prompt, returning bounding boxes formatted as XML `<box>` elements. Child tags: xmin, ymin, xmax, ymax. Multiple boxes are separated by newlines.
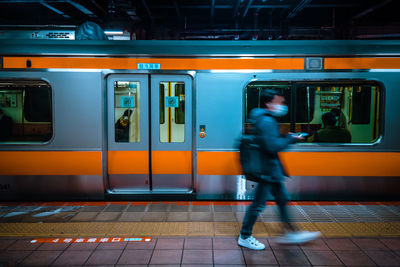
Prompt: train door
<box><xmin>106</xmin><ymin>74</ymin><xmax>193</xmax><ymax>193</ymax></box>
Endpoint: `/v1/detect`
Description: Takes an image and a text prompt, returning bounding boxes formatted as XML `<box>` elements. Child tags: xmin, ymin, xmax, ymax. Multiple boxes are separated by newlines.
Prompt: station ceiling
<box><xmin>0</xmin><ymin>0</ymin><xmax>399</xmax><ymax>40</ymax></box>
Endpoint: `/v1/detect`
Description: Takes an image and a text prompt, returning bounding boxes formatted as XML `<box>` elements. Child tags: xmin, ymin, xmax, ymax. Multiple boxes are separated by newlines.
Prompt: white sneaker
<box><xmin>238</xmin><ymin>236</ymin><xmax>266</xmax><ymax>250</ymax></box>
<box><xmin>275</xmin><ymin>231</ymin><xmax>321</xmax><ymax>244</ymax></box>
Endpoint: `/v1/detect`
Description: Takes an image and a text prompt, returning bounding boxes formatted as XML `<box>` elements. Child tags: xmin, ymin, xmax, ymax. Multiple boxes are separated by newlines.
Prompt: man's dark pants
<box><xmin>240</xmin><ymin>181</ymin><xmax>291</xmax><ymax>239</ymax></box>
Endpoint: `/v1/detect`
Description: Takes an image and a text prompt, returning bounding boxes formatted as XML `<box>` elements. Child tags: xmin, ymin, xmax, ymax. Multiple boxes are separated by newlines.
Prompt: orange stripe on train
<box><xmin>197</xmin><ymin>151</ymin><xmax>400</xmax><ymax>176</ymax></box>
<box><xmin>0</xmin><ymin>151</ymin><xmax>102</xmax><ymax>175</ymax></box>
<box><xmin>3</xmin><ymin>57</ymin><xmax>304</xmax><ymax>70</ymax></box>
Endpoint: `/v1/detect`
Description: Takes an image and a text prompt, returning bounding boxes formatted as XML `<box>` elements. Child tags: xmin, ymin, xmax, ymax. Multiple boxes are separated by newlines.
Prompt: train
<box><xmin>0</xmin><ymin>39</ymin><xmax>399</xmax><ymax>200</ymax></box>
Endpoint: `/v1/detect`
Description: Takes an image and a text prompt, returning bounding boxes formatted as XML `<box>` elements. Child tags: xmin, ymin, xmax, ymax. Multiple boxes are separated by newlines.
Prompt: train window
<box><xmin>244</xmin><ymin>82</ymin><xmax>292</xmax><ymax>135</ymax></box>
<box><xmin>301</xmin><ymin>82</ymin><xmax>381</xmax><ymax>143</ymax></box>
<box><xmin>0</xmin><ymin>81</ymin><xmax>52</xmax><ymax>143</ymax></box>
<box><xmin>114</xmin><ymin>81</ymin><xmax>140</xmax><ymax>143</ymax></box>
<box><xmin>159</xmin><ymin>81</ymin><xmax>185</xmax><ymax>143</ymax></box>
<box><xmin>244</xmin><ymin>81</ymin><xmax>381</xmax><ymax>144</ymax></box>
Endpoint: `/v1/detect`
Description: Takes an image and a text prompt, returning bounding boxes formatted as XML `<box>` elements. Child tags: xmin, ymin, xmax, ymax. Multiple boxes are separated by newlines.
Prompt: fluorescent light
<box><xmin>104</xmin><ymin>31</ymin><xmax>124</xmax><ymax>35</ymax></box>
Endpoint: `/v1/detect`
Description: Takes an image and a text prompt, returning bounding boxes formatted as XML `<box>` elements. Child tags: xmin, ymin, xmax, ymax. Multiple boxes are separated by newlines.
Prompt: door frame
<box><xmin>105</xmin><ymin>72</ymin><xmax>196</xmax><ymax>194</ymax></box>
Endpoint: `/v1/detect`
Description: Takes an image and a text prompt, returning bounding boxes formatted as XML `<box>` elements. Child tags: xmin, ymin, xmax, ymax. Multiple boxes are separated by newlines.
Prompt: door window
<box><xmin>114</xmin><ymin>81</ymin><xmax>140</xmax><ymax>143</ymax></box>
<box><xmin>159</xmin><ymin>81</ymin><xmax>185</xmax><ymax>143</ymax></box>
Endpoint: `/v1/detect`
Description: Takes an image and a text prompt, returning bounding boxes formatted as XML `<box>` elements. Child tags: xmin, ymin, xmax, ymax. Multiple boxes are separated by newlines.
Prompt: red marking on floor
<box><xmin>31</xmin><ymin>237</ymin><xmax>152</xmax><ymax>243</ymax></box>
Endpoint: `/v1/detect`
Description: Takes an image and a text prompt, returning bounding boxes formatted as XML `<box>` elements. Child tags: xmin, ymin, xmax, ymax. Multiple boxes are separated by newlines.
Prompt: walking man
<box><xmin>238</xmin><ymin>89</ymin><xmax>320</xmax><ymax>250</ymax></box>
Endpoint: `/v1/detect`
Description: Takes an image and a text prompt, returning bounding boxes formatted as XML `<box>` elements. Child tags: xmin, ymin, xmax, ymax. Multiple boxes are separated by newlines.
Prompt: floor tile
<box><xmin>214</xmin><ymin>212</ymin><xmax>237</xmax><ymax>222</ymax></box>
<box><xmin>20</xmin><ymin>250</ymin><xmax>62</xmax><ymax>266</ymax></box>
<box><xmin>85</xmin><ymin>250</ymin><xmax>123</xmax><ymax>265</ymax></box>
<box><xmin>243</xmin><ymin>249</ymin><xmax>278</xmax><ymax>265</ymax></box>
<box><xmin>149</xmin><ymin>203</ymin><xmax>170</xmax><ymax>212</ymax></box>
<box><xmin>380</xmin><ymin>238</ymin><xmax>400</xmax><ymax>250</ymax></box>
<box><xmin>37</xmin><ymin>242</ymin><xmax>70</xmax><ymax>250</ymax></box>
<box><xmin>269</xmin><ymin>239</ymin><xmax>301</xmax><ymax>250</ymax></box>
<box><xmin>104</xmin><ymin>204</ymin><xmax>127</xmax><ymax>212</ymax></box>
<box><xmin>118</xmin><ymin>212</ymin><xmax>144</xmax><ymax>221</ymax></box>
<box><xmin>7</xmin><ymin>239</ymin><xmax>41</xmax><ymax>250</ymax></box>
<box><xmin>181</xmin><ymin>265</ymin><xmax>213</xmax><ymax>267</ymax></box>
<box><xmin>94</xmin><ymin>211</ymin><xmax>121</xmax><ymax>221</ymax></box>
<box><xmin>300</xmin><ymin>238</ymin><xmax>330</xmax><ymax>250</ymax></box>
<box><xmin>155</xmin><ymin>238</ymin><xmax>184</xmax><ymax>249</ymax></box>
<box><xmin>67</xmin><ymin>242</ymin><xmax>98</xmax><ymax>250</ymax></box>
<box><xmin>365</xmin><ymin>250</ymin><xmax>400</xmax><ymax>266</ymax></box>
<box><xmin>142</xmin><ymin>212</ymin><xmax>166</xmax><ymax>221</ymax></box>
<box><xmin>184</xmin><ymin>238</ymin><xmax>212</xmax><ymax>249</ymax></box>
<box><xmin>190</xmin><ymin>212</ymin><xmax>212</xmax><ymax>221</ymax></box>
<box><xmin>303</xmin><ymin>250</ymin><xmax>343</xmax><ymax>266</ymax></box>
<box><xmin>117</xmin><ymin>249</ymin><xmax>152</xmax><ymax>265</ymax></box>
<box><xmin>214</xmin><ymin>205</ymin><xmax>233</xmax><ymax>212</ymax></box>
<box><xmin>335</xmin><ymin>251</ymin><xmax>377</xmax><ymax>266</ymax></box>
<box><xmin>79</xmin><ymin>206</ymin><xmax>105</xmax><ymax>212</ymax></box>
<box><xmin>213</xmin><ymin>237</ymin><xmax>241</xmax><ymax>250</ymax></box>
<box><xmin>148</xmin><ymin>265</ymin><xmax>179</xmax><ymax>267</ymax></box>
<box><xmin>273</xmin><ymin>249</ymin><xmax>311</xmax><ymax>266</ymax></box>
<box><xmin>167</xmin><ymin>212</ymin><xmax>189</xmax><ymax>221</ymax></box>
<box><xmin>70</xmin><ymin>212</ymin><xmax>99</xmax><ymax>221</ymax></box>
<box><xmin>182</xmin><ymin>249</ymin><xmax>213</xmax><ymax>264</ymax></box>
<box><xmin>126</xmin><ymin>238</ymin><xmax>156</xmax><ymax>249</ymax></box>
<box><xmin>96</xmin><ymin>242</ymin><xmax>127</xmax><ymax>250</ymax></box>
<box><xmin>51</xmin><ymin>250</ymin><xmax>92</xmax><ymax>266</ymax></box>
<box><xmin>233</xmin><ymin>205</ymin><xmax>248</xmax><ymax>212</ymax></box>
<box><xmin>149</xmin><ymin>249</ymin><xmax>182</xmax><ymax>265</ymax></box>
<box><xmin>214</xmin><ymin>249</ymin><xmax>245</xmax><ymax>265</ymax></box>
<box><xmin>0</xmin><ymin>250</ymin><xmax>31</xmax><ymax>265</ymax></box>
<box><xmin>325</xmin><ymin>238</ymin><xmax>360</xmax><ymax>251</ymax></box>
<box><xmin>126</xmin><ymin>205</ymin><xmax>147</xmax><ymax>212</ymax></box>
<box><xmin>170</xmin><ymin>204</ymin><xmax>189</xmax><ymax>212</ymax></box>
<box><xmin>352</xmin><ymin>238</ymin><xmax>390</xmax><ymax>251</ymax></box>
<box><xmin>191</xmin><ymin>205</ymin><xmax>210</xmax><ymax>212</ymax></box>
<box><xmin>0</xmin><ymin>239</ymin><xmax>15</xmax><ymax>250</ymax></box>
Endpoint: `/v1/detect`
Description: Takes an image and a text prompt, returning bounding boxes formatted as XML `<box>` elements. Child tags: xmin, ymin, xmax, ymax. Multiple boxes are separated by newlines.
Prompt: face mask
<box><xmin>271</xmin><ymin>104</ymin><xmax>288</xmax><ymax>117</ymax></box>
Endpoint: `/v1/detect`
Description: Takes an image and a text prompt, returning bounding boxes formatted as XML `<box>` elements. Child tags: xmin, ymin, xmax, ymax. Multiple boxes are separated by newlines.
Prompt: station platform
<box><xmin>0</xmin><ymin>201</ymin><xmax>399</xmax><ymax>266</ymax></box>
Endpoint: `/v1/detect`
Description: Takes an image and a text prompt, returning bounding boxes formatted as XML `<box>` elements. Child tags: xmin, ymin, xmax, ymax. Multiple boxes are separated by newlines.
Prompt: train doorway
<box><xmin>106</xmin><ymin>74</ymin><xmax>193</xmax><ymax>193</ymax></box>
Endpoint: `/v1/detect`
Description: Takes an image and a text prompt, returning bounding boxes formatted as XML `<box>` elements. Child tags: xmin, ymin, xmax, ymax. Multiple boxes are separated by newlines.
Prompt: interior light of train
<box><xmin>47</xmin><ymin>69</ymin><xmax>101</xmax><ymax>72</ymax></box>
<box><xmin>104</xmin><ymin>30</ymin><xmax>124</xmax><ymax>35</ymax></box>
<box><xmin>210</xmin><ymin>69</ymin><xmax>272</xmax><ymax>73</ymax></box>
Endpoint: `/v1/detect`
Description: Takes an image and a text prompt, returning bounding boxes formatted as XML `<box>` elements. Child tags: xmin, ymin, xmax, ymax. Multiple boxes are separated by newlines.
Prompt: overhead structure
<box><xmin>0</xmin><ymin>0</ymin><xmax>398</xmax><ymax>40</ymax></box>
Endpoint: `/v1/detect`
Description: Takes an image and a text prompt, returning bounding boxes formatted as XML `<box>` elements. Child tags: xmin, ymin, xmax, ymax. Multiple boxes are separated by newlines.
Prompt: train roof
<box><xmin>1</xmin><ymin>39</ymin><xmax>400</xmax><ymax>57</ymax></box>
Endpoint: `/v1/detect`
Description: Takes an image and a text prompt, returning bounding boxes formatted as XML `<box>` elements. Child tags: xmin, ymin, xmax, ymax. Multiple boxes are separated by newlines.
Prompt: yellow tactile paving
<box><xmin>251</xmin><ymin>222</ymin><xmax>269</xmax><ymax>237</ymax></box>
<box><xmin>214</xmin><ymin>222</ymin><xmax>239</xmax><ymax>236</ymax></box>
<box><xmin>366</xmin><ymin>222</ymin><xmax>400</xmax><ymax>236</ymax></box>
<box><xmin>314</xmin><ymin>222</ymin><xmax>351</xmax><ymax>237</ymax></box>
<box><xmin>339</xmin><ymin>222</ymin><xmax>379</xmax><ymax>237</ymax></box>
<box><xmin>160</xmin><ymin>222</ymin><xmax>188</xmax><ymax>236</ymax></box>
<box><xmin>264</xmin><ymin>222</ymin><xmax>283</xmax><ymax>236</ymax></box>
<box><xmin>188</xmin><ymin>222</ymin><xmax>214</xmax><ymax>236</ymax></box>
<box><xmin>131</xmin><ymin>222</ymin><xmax>161</xmax><ymax>236</ymax></box>
<box><xmin>107</xmin><ymin>222</ymin><xmax>136</xmax><ymax>237</ymax></box>
<box><xmin>0</xmin><ymin>222</ymin><xmax>400</xmax><ymax>238</ymax></box>
<box><xmin>293</xmin><ymin>222</ymin><xmax>319</xmax><ymax>232</ymax></box>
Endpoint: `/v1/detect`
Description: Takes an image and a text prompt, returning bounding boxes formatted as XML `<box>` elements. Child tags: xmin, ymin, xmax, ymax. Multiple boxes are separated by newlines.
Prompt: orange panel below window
<box><xmin>152</xmin><ymin>151</ymin><xmax>192</xmax><ymax>174</ymax></box>
<box><xmin>108</xmin><ymin>150</ymin><xmax>149</xmax><ymax>174</ymax></box>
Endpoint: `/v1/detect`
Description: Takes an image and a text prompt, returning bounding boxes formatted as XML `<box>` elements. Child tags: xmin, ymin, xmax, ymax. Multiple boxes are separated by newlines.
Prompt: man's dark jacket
<box><xmin>249</xmin><ymin>108</ymin><xmax>297</xmax><ymax>182</ymax></box>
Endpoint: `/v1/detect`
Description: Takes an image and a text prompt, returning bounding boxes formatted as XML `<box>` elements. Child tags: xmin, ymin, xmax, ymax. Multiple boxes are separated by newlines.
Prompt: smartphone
<box><xmin>297</xmin><ymin>132</ymin><xmax>309</xmax><ymax>138</ymax></box>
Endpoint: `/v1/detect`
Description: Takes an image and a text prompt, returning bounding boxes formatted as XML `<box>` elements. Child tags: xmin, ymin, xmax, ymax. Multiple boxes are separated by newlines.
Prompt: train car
<box><xmin>0</xmin><ymin>39</ymin><xmax>399</xmax><ymax>200</ymax></box>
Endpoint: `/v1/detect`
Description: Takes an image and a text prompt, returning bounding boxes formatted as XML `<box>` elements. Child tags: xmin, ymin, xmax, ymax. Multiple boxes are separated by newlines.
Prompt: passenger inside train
<box><xmin>115</xmin><ymin>109</ymin><xmax>133</xmax><ymax>142</ymax></box>
<box><xmin>308</xmin><ymin>111</ymin><xmax>352</xmax><ymax>143</ymax></box>
<box><xmin>244</xmin><ymin>81</ymin><xmax>380</xmax><ymax>144</ymax></box>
